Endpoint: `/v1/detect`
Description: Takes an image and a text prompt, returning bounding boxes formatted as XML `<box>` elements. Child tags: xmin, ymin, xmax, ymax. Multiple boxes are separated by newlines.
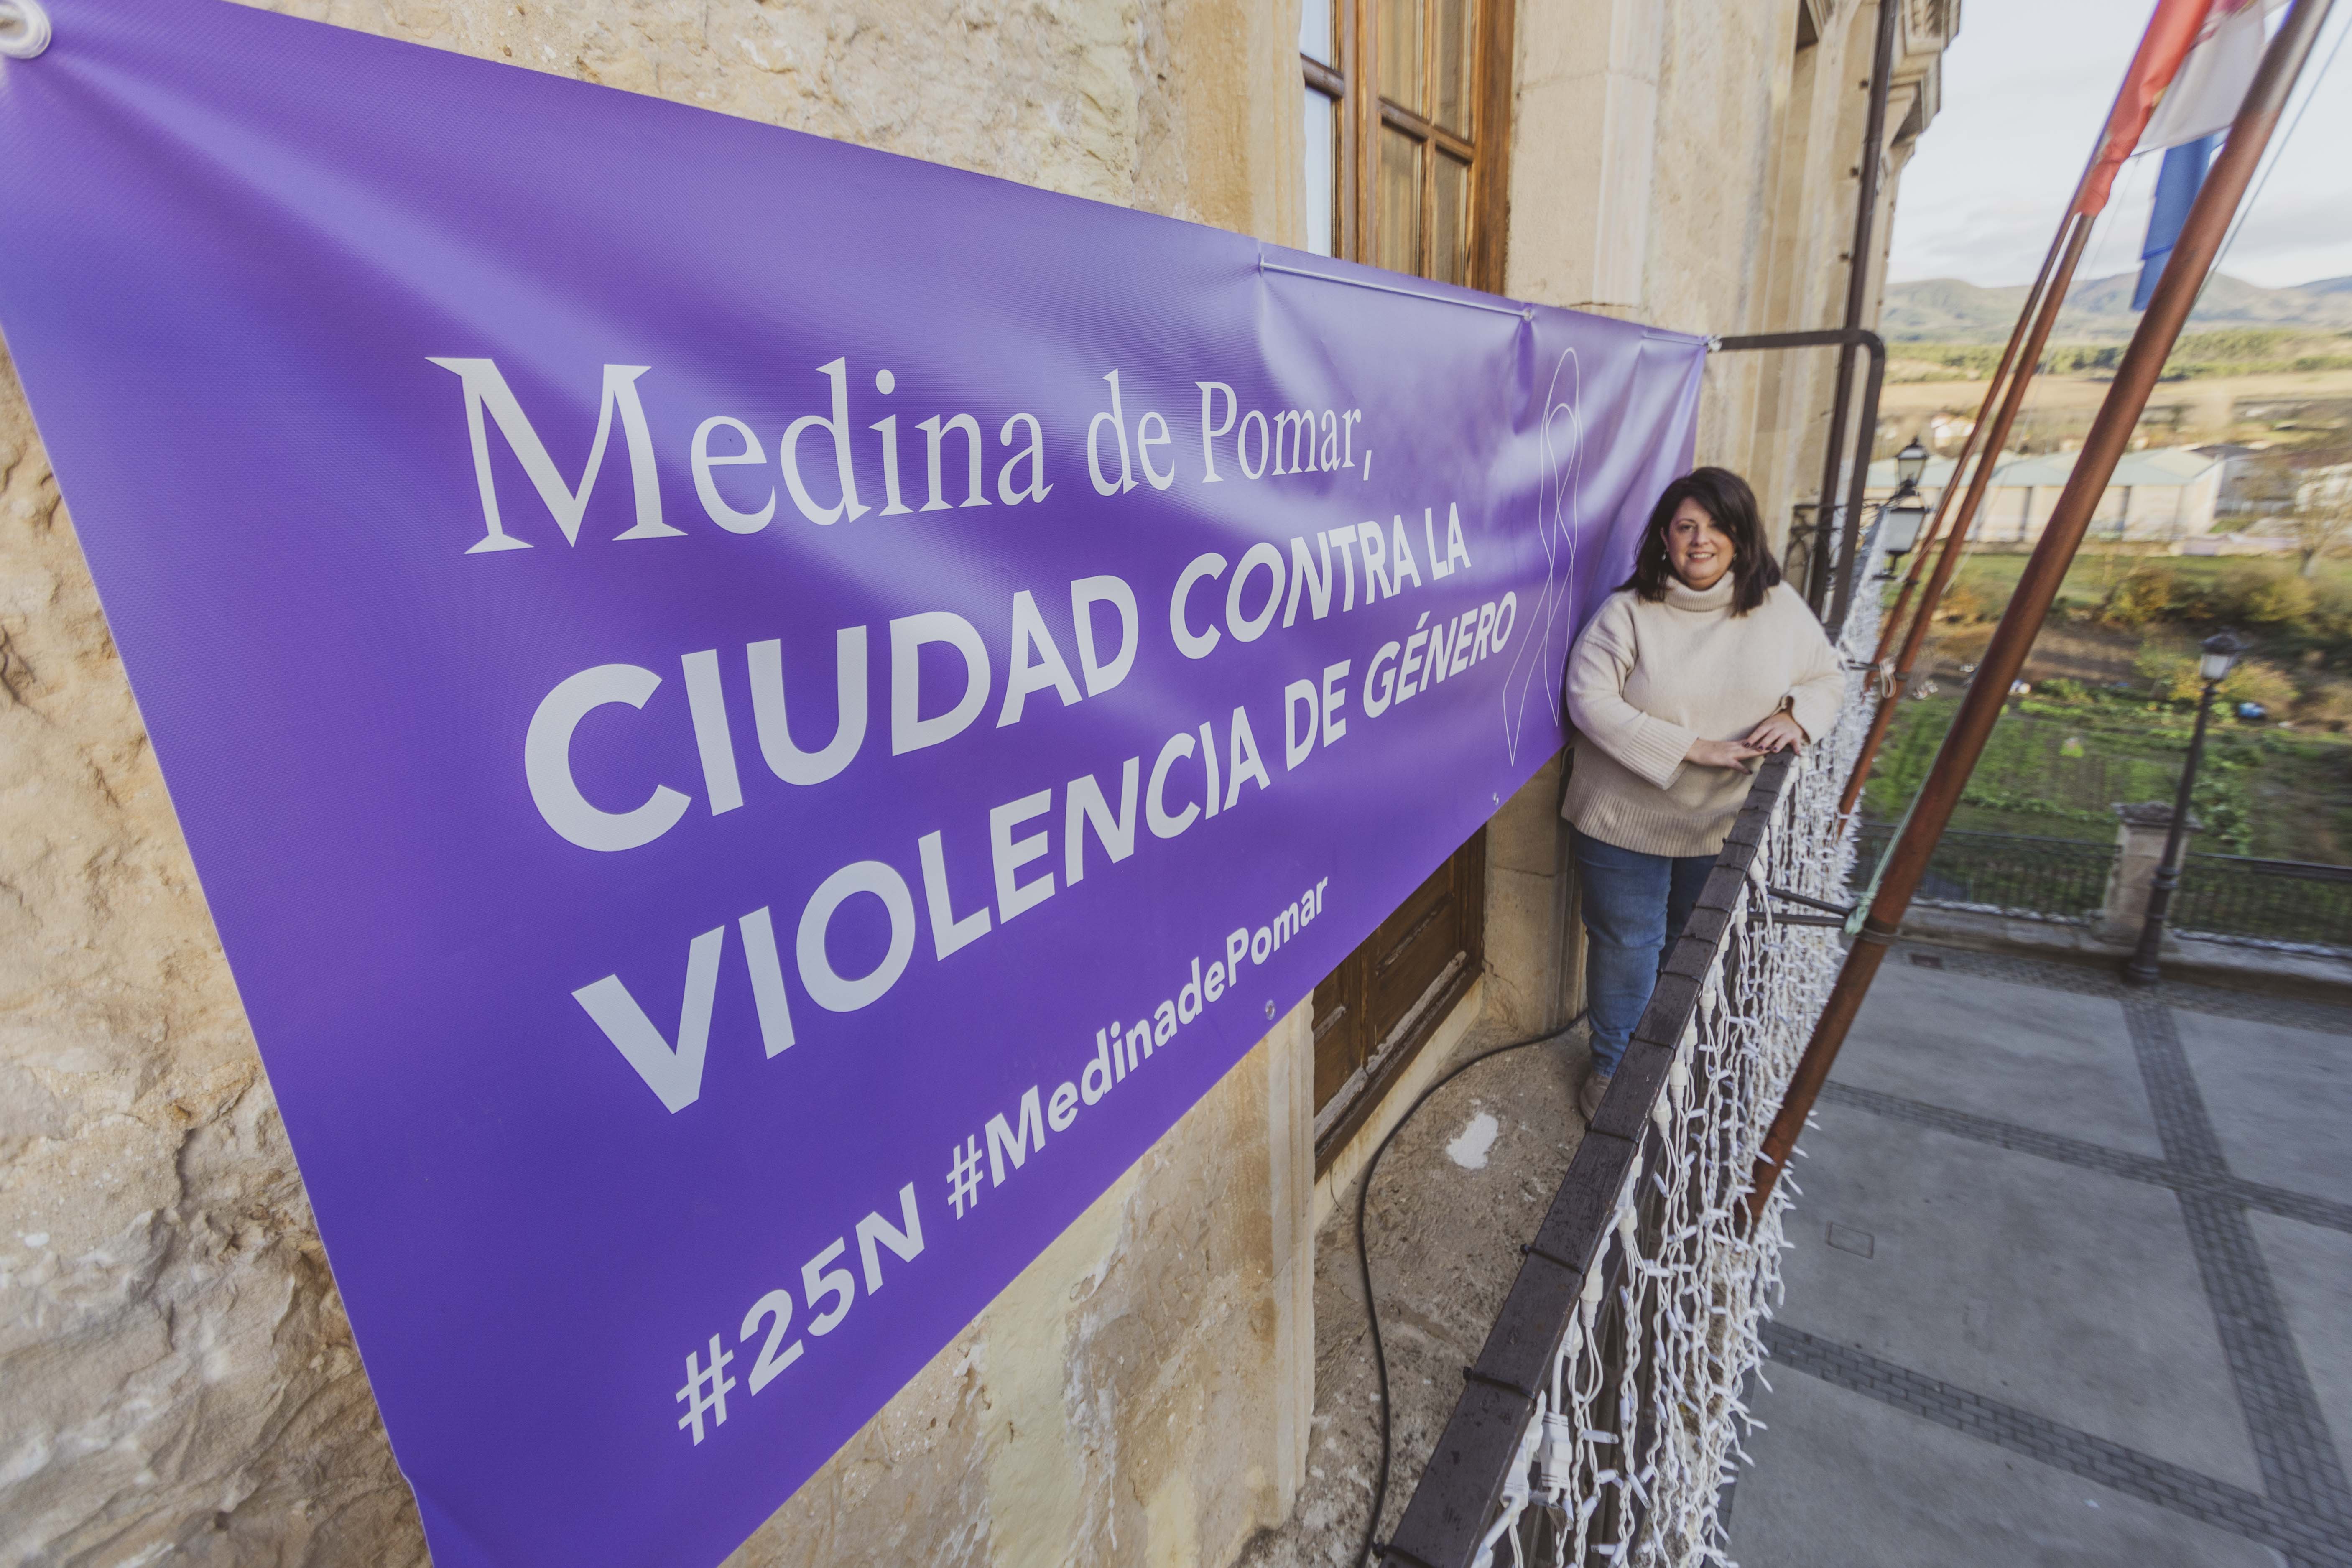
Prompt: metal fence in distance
<box><xmin>1852</xmin><ymin>823</ymin><xmax>2352</xmax><ymax>951</ymax></box>
<box><xmin>2173</xmin><ymin>852</ymin><xmax>2352</xmax><ymax>951</ymax></box>
<box><xmin>1852</xmin><ymin>824</ymin><xmax>2114</xmax><ymax>920</ymax></box>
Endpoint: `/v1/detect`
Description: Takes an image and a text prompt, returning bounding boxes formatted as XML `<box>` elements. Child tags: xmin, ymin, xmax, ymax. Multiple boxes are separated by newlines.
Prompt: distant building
<box><xmin>2298</xmin><ymin>461</ymin><xmax>2352</xmax><ymax>514</ymax></box>
<box><xmin>1868</xmin><ymin>445</ymin><xmax>2226</xmax><ymax>543</ymax></box>
<box><xmin>1925</xmin><ymin>411</ymin><xmax>1976</xmax><ymax>449</ymax></box>
<box><xmin>2194</xmin><ymin>441</ymin><xmax>2296</xmax><ymax>519</ymax></box>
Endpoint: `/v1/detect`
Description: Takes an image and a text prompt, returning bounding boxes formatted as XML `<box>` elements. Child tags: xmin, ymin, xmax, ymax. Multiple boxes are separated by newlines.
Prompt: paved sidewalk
<box><xmin>1730</xmin><ymin>943</ymin><xmax>2352</xmax><ymax>1568</ymax></box>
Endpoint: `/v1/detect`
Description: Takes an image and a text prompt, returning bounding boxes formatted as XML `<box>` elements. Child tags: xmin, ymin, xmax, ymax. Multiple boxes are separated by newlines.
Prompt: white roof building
<box><xmin>1867</xmin><ymin>446</ymin><xmax>2227</xmax><ymax>544</ymax></box>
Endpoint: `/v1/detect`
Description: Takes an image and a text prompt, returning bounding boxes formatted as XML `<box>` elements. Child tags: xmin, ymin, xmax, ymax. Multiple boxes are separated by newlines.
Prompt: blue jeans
<box><xmin>1576</xmin><ymin>831</ymin><xmax>1714</xmax><ymax>1079</ymax></box>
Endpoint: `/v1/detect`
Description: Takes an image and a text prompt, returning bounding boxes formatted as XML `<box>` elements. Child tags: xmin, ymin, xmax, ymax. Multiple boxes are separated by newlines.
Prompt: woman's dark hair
<box><xmin>1620</xmin><ymin>466</ymin><xmax>1783</xmax><ymax>614</ymax></box>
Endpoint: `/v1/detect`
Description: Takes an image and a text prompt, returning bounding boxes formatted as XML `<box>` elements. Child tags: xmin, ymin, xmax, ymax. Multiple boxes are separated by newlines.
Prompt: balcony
<box><xmin>1237</xmin><ymin>602</ymin><xmax>2352</xmax><ymax>1566</ymax></box>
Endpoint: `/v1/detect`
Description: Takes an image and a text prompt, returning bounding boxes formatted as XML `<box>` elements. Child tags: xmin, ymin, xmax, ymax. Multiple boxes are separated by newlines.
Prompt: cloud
<box><xmin>1894</xmin><ymin>197</ymin><xmax>2076</xmax><ymax>282</ymax></box>
<box><xmin>1888</xmin><ymin>0</ymin><xmax>2352</xmax><ymax>288</ymax></box>
<box><xmin>2237</xmin><ymin>191</ymin><xmax>2352</xmax><ymax>249</ymax></box>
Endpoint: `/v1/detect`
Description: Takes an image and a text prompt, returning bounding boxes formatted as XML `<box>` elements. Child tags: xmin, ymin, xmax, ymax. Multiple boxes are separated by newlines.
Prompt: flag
<box><xmin>2134</xmin><ymin>133</ymin><xmax>2218</xmax><ymax>309</ymax></box>
<box><xmin>2140</xmin><ymin>0</ymin><xmax>2279</xmax><ymax>150</ymax></box>
<box><xmin>2075</xmin><ymin>0</ymin><xmax>2218</xmax><ymax>216</ymax></box>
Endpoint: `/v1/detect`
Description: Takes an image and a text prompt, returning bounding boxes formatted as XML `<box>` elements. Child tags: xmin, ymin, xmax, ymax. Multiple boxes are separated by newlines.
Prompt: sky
<box><xmin>1888</xmin><ymin>0</ymin><xmax>2352</xmax><ymax>290</ymax></box>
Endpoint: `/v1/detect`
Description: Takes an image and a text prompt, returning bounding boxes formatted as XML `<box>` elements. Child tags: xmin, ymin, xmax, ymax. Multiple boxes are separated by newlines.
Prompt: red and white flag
<box><xmin>2140</xmin><ymin>0</ymin><xmax>2283</xmax><ymax>148</ymax></box>
<box><xmin>2074</xmin><ymin>0</ymin><xmax>2218</xmax><ymax>215</ymax></box>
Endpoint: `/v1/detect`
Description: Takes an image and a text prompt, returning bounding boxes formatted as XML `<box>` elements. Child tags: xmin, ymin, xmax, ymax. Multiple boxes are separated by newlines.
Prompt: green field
<box><xmin>1862</xmin><ymin>689</ymin><xmax>2352</xmax><ymax>863</ymax></box>
<box><xmin>1858</xmin><ymin>546</ymin><xmax>2352</xmax><ymax>864</ymax></box>
<box><xmin>1923</xmin><ymin>549</ymin><xmax>2352</xmax><ymax>624</ymax></box>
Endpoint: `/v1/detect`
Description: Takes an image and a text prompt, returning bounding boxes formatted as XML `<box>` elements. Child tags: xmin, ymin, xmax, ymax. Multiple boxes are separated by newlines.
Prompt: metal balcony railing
<box><xmin>1374</xmin><ymin>504</ymin><xmax>1892</xmax><ymax>1568</ymax></box>
<box><xmin>1384</xmin><ymin>743</ymin><xmax>1862</xmax><ymax>1567</ymax></box>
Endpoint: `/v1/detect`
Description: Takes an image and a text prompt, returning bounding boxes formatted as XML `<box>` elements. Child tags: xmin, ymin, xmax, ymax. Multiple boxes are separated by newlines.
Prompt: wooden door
<box><xmin>1311</xmin><ymin>831</ymin><xmax>1485</xmax><ymax>1162</ymax></box>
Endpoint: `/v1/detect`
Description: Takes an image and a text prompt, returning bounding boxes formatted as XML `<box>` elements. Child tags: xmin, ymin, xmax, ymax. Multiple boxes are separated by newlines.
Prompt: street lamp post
<box><xmin>2124</xmin><ymin>629</ymin><xmax>2247</xmax><ymax>986</ymax></box>
<box><xmin>1876</xmin><ymin>439</ymin><xmax>1931</xmax><ymax>579</ymax></box>
<box><xmin>1895</xmin><ymin>437</ymin><xmax>1929</xmax><ymax>489</ymax></box>
<box><xmin>1877</xmin><ymin>490</ymin><xmax>1928</xmax><ymax>577</ymax></box>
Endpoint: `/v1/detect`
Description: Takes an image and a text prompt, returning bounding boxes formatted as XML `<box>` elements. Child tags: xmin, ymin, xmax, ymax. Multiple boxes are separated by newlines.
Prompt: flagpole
<box><xmin>1860</xmin><ymin>232</ymin><xmax>2060</xmax><ymax>678</ymax></box>
<box><xmin>1834</xmin><ymin>0</ymin><xmax>2221</xmax><ymax>817</ymax></box>
<box><xmin>1837</xmin><ymin>221</ymin><xmax>2075</xmax><ymax>815</ymax></box>
<box><xmin>1759</xmin><ymin>0</ymin><xmax>2339</xmax><ymax>1221</ymax></box>
<box><xmin>1837</xmin><ymin>214</ymin><xmax>2087</xmax><ymax>814</ymax></box>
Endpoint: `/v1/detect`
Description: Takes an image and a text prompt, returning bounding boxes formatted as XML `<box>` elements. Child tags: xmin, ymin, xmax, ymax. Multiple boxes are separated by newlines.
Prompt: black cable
<box><xmin>1349</xmin><ymin>1008</ymin><xmax>1590</xmax><ymax>1568</ymax></box>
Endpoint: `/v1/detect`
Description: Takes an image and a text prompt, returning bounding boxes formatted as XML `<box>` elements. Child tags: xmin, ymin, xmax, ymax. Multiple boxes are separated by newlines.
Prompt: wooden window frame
<box><xmin>1297</xmin><ymin>0</ymin><xmax>1514</xmax><ymax>1171</ymax></box>
<box><xmin>1301</xmin><ymin>0</ymin><xmax>1515</xmax><ymax>293</ymax></box>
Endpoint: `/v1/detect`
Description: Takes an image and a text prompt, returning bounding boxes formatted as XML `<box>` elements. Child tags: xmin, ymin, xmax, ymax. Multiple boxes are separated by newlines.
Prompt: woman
<box><xmin>1562</xmin><ymin>467</ymin><xmax>1845</xmax><ymax>1120</ymax></box>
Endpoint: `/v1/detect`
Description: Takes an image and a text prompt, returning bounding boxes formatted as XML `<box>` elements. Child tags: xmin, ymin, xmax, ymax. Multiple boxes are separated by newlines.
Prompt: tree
<box><xmin>2288</xmin><ymin>455</ymin><xmax>2352</xmax><ymax>578</ymax></box>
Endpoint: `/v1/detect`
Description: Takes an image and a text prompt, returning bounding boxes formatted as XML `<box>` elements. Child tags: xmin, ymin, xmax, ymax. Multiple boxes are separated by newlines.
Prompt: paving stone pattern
<box><xmin>1760</xmin><ymin>1322</ymin><xmax>2332</xmax><ymax>1560</ymax></box>
<box><xmin>1745</xmin><ymin>946</ymin><xmax>2352</xmax><ymax>1568</ymax></box>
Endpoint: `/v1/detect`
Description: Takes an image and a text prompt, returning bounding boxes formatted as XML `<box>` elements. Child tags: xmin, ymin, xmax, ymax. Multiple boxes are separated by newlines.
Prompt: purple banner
<box><xmin>0</xmin><ymin>3</ymin><xmax>1703</xmax><ymax>1563</ymax></box>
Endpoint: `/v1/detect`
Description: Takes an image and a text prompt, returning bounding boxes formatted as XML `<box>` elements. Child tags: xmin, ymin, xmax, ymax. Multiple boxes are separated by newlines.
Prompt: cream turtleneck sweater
<box><xmin>1560</xmin><ymin>577</ymin><xmax>1845</xmax><ymax>857</ymax></box>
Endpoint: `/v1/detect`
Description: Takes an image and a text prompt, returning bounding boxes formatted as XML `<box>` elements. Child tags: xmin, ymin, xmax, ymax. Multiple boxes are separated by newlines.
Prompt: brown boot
<box><xmin>1579</xmin><ymin>1068</ymin><xmax>1612</xmax><ymax>1122</ymax></box>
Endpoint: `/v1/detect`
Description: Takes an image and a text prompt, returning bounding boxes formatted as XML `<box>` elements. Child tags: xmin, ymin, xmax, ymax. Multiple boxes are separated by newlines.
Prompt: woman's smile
<box><xmin>1664</xmin><ymin>497</ymin><xmax>1734</xmax><ymax>591</ymax></box>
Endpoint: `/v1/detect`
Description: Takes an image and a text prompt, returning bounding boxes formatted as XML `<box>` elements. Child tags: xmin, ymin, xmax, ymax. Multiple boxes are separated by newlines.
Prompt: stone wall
<box><xmin>1507</xmin><ymin>0</ymin><xmax>1951</xmax><ymax>558</ymax></box>
<box><xmin>4</xmin><ymin>344</ymin><xmax>428</xmax><ymax>1567</ymax></box>
<box><xmin>0</xmin><ymin>2</ymin><xmax>1316</xmax><ymax>1564</ymax></box>
<box><xmin>0</xmin><ymin>1</ymin><xmax>1948</xmax><ymax>1562</ymax></box>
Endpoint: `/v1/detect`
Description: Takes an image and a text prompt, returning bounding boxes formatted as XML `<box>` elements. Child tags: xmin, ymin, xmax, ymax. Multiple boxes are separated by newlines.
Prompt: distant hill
<box><xmin>1882</xmin><ymin>273</ymin><xmax>2352</xmax><ymax>342</ymax></box>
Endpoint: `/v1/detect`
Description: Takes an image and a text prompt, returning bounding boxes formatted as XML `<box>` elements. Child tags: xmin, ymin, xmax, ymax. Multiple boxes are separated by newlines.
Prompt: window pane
<box><xmin>1378</xmin><ymin>127</ymin><xmax>1423</xmax><ymax>275</ymax></box>
<box><xmin>1433</xmin><ymin>150</ymin><xmax>1469</xmax><ymax>284</ymax></box>
<box><xmin>1300</xmin><ymin>0</ymin><xmax>1333</xmax><ymax>66</ymax></box>
<box><xmin>1380</xmin><ymin>0</ymin><xmax>1425</xmax><ymax>115</ymax></box>
<box><xmin>1303</xmin><ymin>87</ymin><xmax>1337</xmax><ymax>257</ymax></box>
<box><xmin>1436</xmin><ymin>0</ymin><xmax>1472</xmax><ymax>133</ymax></box>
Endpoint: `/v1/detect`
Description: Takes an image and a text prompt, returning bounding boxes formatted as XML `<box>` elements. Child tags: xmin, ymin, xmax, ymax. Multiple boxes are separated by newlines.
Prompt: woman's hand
<box><xmin>1744</xmin><ymin>711</ymin><xmax>1810</xmax><ymax>753</ymax></box>
<box><xmin>1686</xmin><ymin>737</ymin><xmax>1767</xmax><ymax>772</ymax></box>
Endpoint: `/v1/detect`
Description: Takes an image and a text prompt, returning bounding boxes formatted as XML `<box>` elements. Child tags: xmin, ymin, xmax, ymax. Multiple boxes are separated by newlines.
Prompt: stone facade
<box><xmin>0</xmin><ymin>1</ymin><xmax>1949</xmax><ymax>1564</ymax></box>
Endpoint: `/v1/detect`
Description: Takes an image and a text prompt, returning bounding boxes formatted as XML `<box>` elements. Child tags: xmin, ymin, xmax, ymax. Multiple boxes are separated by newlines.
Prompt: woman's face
<box><xmin>1665</xmin><ymin>498</ymin><xmax>1735</xmax><ymax>591</ymax></box>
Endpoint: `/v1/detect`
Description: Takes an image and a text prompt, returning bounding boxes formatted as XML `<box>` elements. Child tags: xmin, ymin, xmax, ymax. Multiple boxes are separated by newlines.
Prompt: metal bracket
<box><xmin>1461</xmin><ymin>1365</ymin><xmax>1539</xmax><ymax>1402</ymax></box>
<box><xmin>0</xmin><ymin>0</ymin><xmax>51</xmax><ymax>58</ymax></box>
<box><xmin>1767</xmin><ymin>885</ymin><xmax>1855</xmax><ymax>927</ymax></box>
<box><xmin>1710</xmin><ymin>327</ymin><xmax>1888</xmax><ymax>637</ymax></box>
<box><xmin>1520</xmin><ymin>1240</ymin><xmax>1581</xmax><ymax>1271</ymax></box>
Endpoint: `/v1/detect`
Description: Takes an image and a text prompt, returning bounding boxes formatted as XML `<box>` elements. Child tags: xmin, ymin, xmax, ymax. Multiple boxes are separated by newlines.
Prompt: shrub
<box><xmin>2242</xmin><ymin>571</ymin><xmax>2316</xmax><ymax>627</ymax></box>
<box><xmin>2311</xmin><ymin>581</ymin><xmax>2352</xmax><ymax>641</ymax></box>
<box><xmin>2129</xmin><ymin>644</ymin><xmax>2295</xmax><ymax>709</ymax></box>
<box><xmin>1935</xmin><ymin>579</ymin><xmax>1990</xmax><ymax>623</ymax></box>
<box><xmin>2101</xmin><ymin>563</ymin><xmax>2174</xmax><ymax>627</ymax></box>
<box><xmin>2295</xmin><ymin>677</ymin><xmax>2352</xmax><ymax>731</ymax></box>
<box><xmin>2207</xmin><ymin>563</ymin><xmax>2267</xmax><ymax>622</ymax></box>
<box><xmin>2135</xmin><ymin>642</ymin><xmax>2201</xmax><ymax>701</ymax></box>
<box><xmin>2036</xmin><ymin>677</ymin><xmax>2089</xmax><ymax>704</ymax></box>
<box><xmin>2218</xmin><ymin>659</ymin><xmax>2297</xmax><ymax>710</ymax></box>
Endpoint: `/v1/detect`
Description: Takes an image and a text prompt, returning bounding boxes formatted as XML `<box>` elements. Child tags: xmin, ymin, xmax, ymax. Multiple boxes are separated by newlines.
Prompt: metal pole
<box><xmin>2124</xmin><ymin>677</ymin><xmax>2217</xmax><ymax>985</ymax></box>
<box><xmin>1829</xmin><ymin>330</ymin><xmax>1889</xmax><ymax>636</ymax></box>
<box><xmin>1750</xmin><ymin>0</ymin><xmax>2338</xmax><ymax>1221</ymax></box>
<box><xmin>1835</xmin><ymin>212</ymin><xmax>2089</xmax><ymax>816</ymax></box>
<box><xmin>1713</xmin><ymin>327</ymin><xmax>1887</xmax><ymax>638</ymax></box>
<box><xmin>1837</xmin><ymin>0</ymin><xmax>2222</xmax><ymax>816</ymax></box>
<box><xmin>1861</xmin><ymin>221</ymin><xmax>2068</xmax><ymax>679</ymax></box>
<box><xmin>1808</xmin><ymin>0</ymin><xmax>1900</xmax><ymax>614</ymax></box>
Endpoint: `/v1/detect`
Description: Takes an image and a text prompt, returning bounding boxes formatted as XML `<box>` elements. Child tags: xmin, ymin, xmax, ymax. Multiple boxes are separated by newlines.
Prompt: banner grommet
<box><xmin>0</xmin><ymin>0</ymin><xmax>51</xmax><ymax>59</ymax></box>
